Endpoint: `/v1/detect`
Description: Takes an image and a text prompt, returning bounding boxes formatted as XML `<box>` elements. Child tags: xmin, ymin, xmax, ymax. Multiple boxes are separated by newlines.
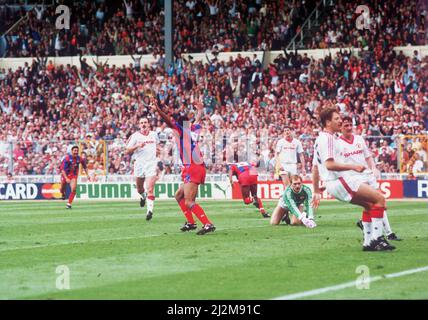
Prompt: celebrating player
<box><xmin>270</xmin><ymin>175</ymin><xmax>316</xmax><ymax>228</ymax></box>
<box><xmin>312</xmin><ymin>107</ymin><xmax>395</xmax><ymax>251</ymax></box>
<box><xmin>152</xmin><ymin>99</ymin><xmax>216</xmax><ymax>235</ymax></box>
<box><xmin>275</xmin><ymin>126</ymin><xmax>306</xmax><ymax>186</ymax></box>
<box><xmin>339</xmin><ymin>116</ymin><xmax>401</xmax><ymax>242</ymax></box>
<box><xmin>126</xmin><ymin>117</ymin><xmax>159</xmax><ymax>221</ymax></box>
<box><xmin>60</xmin><ymin>145</ymin><xmax>90</xmax><ymax>209</ymax></box>
<box><xmin>228</xmin><ymin>161</ymin><xmax>269</xmax><ymax>218</ymax></box>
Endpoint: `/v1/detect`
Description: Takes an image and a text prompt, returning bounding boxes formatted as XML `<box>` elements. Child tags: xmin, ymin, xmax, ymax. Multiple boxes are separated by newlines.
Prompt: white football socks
<box><xmin>362</xmin><ymin>222</ymin><xmax>372</xmax><ymax>246</ymax></box>
<box><xmin>147</xmin><ymin>198</ymin><xmax>154</xmax><ymax>213</ymax></box>
<box><xmin>371</xmin><ymin>218</ymin><xmax>384</xmax><ymax>240</ymax></box>
<box><xmin>382</xmin><ymin>210</ymin><xmax>392</xmax><ymax>236</ymax></box>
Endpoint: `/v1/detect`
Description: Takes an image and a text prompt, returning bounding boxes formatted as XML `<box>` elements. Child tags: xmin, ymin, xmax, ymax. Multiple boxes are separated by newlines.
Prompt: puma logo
<box><xmin>214</xmin><ymin>183</ymin><xmax>230</xmax><ymax>198</ymax></box>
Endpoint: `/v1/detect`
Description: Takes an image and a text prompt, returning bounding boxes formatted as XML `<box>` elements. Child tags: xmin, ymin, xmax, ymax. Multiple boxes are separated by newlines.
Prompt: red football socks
<box><xmin>68</xmin><ymin>192</ymin><xmax>76</xmax><ymax>204</ymax></box>
<box><xmin>178</xmin><ymin>199</ymin><xmax>195</xmax><ymax>224</ymax></box>
<box><xmin>362</xmin><ymin>210</ymin><xmax>371</xmax><ymax>222</ymax></box>
<box><xmin>256</xmin><ymin>198</ymin><xmax>265</xmax><ymax>213</ymax></box>
<box><xmin>191</xmin><ymin>204</ymin><xmax>211</xmax><ymax>225</ymax></box>
<box><xmin>370</xmin><ymin>206</ymin><xmax>385</xmax><ymax>219</ymax></box>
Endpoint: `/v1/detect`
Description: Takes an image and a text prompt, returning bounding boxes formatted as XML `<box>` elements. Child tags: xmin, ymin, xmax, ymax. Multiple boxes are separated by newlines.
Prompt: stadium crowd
<box><xmin>0</xmin><ymin>42</ymin><xmax>427</xmax><ymax>177</ymax></box>
<box><xmin>2</xmin><ymin>0</ymin><xmax>426</xmax><ymax>59</ymax></box>
<box><xmin>308</xmin><ymin>0</ymin><xmax>427</xmax><ymax>49</ymax></box>
<box><xmin>1</xmin><ymin>0</ymin><xmax>314</xmax><ymax>58</ymax></box>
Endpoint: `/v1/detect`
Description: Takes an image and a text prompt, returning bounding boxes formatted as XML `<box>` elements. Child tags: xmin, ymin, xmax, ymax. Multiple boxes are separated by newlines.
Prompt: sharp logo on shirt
<box><xmin>342</xmin><ymin>149</ymin><xmax>364</xmax><ymax>157</ymax></box>
<box><xmin>281</xmin><ymin>146</ymin><xmax>297</xmax><ymax>150</ymax></box>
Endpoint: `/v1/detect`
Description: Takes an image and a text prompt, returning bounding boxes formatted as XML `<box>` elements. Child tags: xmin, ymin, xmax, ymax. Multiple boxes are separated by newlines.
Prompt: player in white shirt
<box><xmin>311</xmin><ymin>107</ymin><xmax>395</xmax><ymax>251</ymax></box>
<box><xmin>275</xmin><ymin>126</ymin><xmax>306</xmax><ymax>186</ymax></box>
<box><xmin>338</xmin><ymin>116</ymin><xmax>401</xmax><ymax>243</ymax></box>
<box><xmin>126</xmin><ymin>117</ymin><xmax>159</xmax><ymax>221</ymax></box>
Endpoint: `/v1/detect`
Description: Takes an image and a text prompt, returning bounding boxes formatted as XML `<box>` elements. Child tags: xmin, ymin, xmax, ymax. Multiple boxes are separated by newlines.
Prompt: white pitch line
<box><xmin>273</xmin><ymin>265</ymin><xmax>428</xmax><ymax>300</ymax></box>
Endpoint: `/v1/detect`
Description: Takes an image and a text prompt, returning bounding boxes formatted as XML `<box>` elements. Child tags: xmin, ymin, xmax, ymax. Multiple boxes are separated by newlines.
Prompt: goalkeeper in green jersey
<box><xmin>270</xmin><ymin>175</ymin><xmax>317</xmax><ymax>228</ymax></box>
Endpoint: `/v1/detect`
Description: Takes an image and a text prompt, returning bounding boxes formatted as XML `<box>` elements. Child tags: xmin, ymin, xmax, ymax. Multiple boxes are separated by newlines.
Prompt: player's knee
<box><xmin>174</xmin><ymin>190</ymin><xmax>183</xmax><ymax>201</ymax></box>
<box><xmin>184</xmin><ymin>199</ymin><xmax>195</xmax><ymax>209</ymax></box>
<box><xmin>375</xmin><ymin>195</ymin><xmax>386</xmax><ymax>208</ymax></box>
<box><xmin>270</xmin><ymin>218</ymin><xmax>280</xmax><ymax>225</ymax></box>
<box><xmin>291</xmin><ymin>216</ymin><xmax>302</xmax><ymax>225</ymax></box>
<box><xmin>147</xmin><ymin>187</ymin><xmax>154</xmax><ymax>197</ymax></box>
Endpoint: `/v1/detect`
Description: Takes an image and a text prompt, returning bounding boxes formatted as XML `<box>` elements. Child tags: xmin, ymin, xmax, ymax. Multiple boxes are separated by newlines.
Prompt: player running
<box><xmin>311</xmin><ymin>107</ymin><xmax>395</xmax><ymax>251</ymax></box>
<box><xmin>227</xmin><ymin>161</ymin><xmax>269</xmax><ymax>218</ymax></box>
<box><xmin>270</xmin><ymin>175</ymin><xmax>316</xmax><ymax>228</ymax></box>
<box><xmin>152</xmin><ymin>99</ymin><xmax>216</xmax><ymax>235</ymax></box>
<box><xmin>126</xmin><ymin>117</ymin><xmax>159</xmax><ymax>221</ymax></box>
<box><xmin>275</xmin><ymin>126</ymin><xmax>306</xmax><ymax>186</ymax></box>
<box><xmin>339</xmin><ymin>116</ymin><xmax>402</xmax><ymax>242</ymax></box>
<box><xmin>60</xmin><ymin>145</ymin><xmax>90</xmax><ymax>209</ymax></box>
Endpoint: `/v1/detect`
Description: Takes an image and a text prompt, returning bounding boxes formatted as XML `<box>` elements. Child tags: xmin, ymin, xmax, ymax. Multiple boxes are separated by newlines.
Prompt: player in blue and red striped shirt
<box><xmin>60</xmin><ymin>145</ymin><xmax>90</xmax><ymax>209</ymax></box>
<box><xmin>228</xmin><ymin>161</ymin><xmax>269</xmax><ymax>218</ymax></box>
<box><xmin>153</xmin><ymin>99</ymin><xmax>215</xmax><ymax>235</ymax></box>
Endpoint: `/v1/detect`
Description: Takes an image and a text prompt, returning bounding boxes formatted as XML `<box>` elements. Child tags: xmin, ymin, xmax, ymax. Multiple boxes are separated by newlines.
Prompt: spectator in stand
<box><xmin>0</xmin><ymin>40</ymin><xmax>426</xmax><ymax>175</ymax></box>
<box><xmin>2</xmin><ymin>0</ymin><xmax>317</xmax><ymax>58</ymax></box>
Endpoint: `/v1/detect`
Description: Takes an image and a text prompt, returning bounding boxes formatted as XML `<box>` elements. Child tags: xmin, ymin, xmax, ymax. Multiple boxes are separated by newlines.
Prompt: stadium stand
<box><xmin>0</xmin><ymin>0</ymin><xmax>427</xmax><ymax>179</ymax></box>
<box><xmin>1</xmin><ymin>0</ymin><xmax>315</xmax><ymax>57</ymax></box>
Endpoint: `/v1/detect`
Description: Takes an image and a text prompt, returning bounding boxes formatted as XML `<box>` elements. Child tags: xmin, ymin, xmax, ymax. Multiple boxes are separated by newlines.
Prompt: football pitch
<box><xmin>0</xmin><ymin>200</ymin><xmax>427</xmax><ymax>300</ymax></box>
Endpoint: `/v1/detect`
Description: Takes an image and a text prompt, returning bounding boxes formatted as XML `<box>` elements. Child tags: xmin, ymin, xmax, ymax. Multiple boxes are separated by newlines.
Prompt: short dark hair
<box><xmin>319</xmin><ymin>107</ymin><xmax>338</xmax><ymax>128</ymax></box>
<box><xmin>71</xmin><ymin>146</ymin><xmax>79</xmax><ymax>151</ymax></box>
<box><xmin>342</xmin><ymin>116</ymin><xmax>352</xmax><ymax>123</ymax></box>
<box><xmin>290</xmin><ymin>175</ymin><xmax>302</xmax><ymax>182</ymax></box>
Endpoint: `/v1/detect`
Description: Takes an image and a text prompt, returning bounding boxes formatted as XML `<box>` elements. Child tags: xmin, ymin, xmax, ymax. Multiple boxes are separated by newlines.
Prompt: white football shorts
<box><xmin>134</xmin><ymin>160</ymin><xmax>157</xmax><ymax>178</ymax></box>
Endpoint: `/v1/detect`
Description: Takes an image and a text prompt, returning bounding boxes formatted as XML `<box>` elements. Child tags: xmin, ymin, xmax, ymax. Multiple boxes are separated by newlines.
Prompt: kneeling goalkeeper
<box><xmin>270</xmin><ymin>175</ymin><xmax>316</xmax><ymax>228</ymax></box>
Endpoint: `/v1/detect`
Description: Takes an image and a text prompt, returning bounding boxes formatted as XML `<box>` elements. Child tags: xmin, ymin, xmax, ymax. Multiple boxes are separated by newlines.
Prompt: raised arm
<box><xmin>194</xmin><ymin>100</ymin><xmax>204</xmax><ymax>124</ymax></box>
<box><xmin>151</xmin><ymin>99</ymin><xmax>175</xmax><ymax>129</ymax></box>
<box><xmin>92</xmin><ymin>58</ymin><xmax>100</xmax><ymax>68</ymax></box>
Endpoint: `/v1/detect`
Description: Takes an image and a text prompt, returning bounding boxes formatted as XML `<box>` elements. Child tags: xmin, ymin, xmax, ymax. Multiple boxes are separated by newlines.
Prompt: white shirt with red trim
<box><xmin>126</xmin><ymin>131</ymin><xmax>158</xmax><ymax>164</ymax></box>
<box><xmin>275</xmin><ymin>138</ymin><xmax>303</xmax><ymax>164</ymax></box>
<box><xmin>313</xmin><ymin>131</ymin><xmax>340</xmax><ymax>181</ymax></box>
<box><xmin>337</xmin><ymin>134</ymin><xmax>372</xmax><ymax>177</ymax></box>
<box><xmin>337</xmin><ymin>134</ymin><xmax>371</xmax><ymax>165</ymax></box>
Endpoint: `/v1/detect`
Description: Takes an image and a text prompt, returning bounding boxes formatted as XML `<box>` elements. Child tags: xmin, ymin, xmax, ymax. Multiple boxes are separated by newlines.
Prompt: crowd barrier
<box><xmin>1</xmin><ymin>180</ymin><xmax>427</xmax><ymax>201</ymax></box>
<box><xmin>1</xmin><ymin>46</ymin><xmax>427</xmax><ymax>71</ymax></box>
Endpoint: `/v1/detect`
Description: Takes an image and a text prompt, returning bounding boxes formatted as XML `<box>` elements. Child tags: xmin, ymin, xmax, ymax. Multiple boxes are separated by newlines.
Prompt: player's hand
<box><xmin>139</xmin><ymin>142</ymin><xmax>146</xmax><ymax>148</ymax></box>
<box><xmin>66</xmin><ymin>178</ymin><xmax>71</xmax><ymax>184</ymax></box>
<box><xmin>311</xmin><ymin>192</ymin><xmax>321</xmax><ymax>209</ymax></box>
<box><xmin>301</xmin><ymin>215</ymin><xmax>317</xmax><ymax>228</ymax></box>
<box><xmin>353</xmin><ymin>165</ymin><xmax>366</xmax><ymax>173</ymax></box>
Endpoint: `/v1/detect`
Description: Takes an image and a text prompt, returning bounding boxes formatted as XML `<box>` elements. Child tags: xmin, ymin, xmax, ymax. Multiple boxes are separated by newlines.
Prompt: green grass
<box><xmin>0</xmin><ymin>200</ymin><xmax>427</xmax><ymax>300</ymax></box>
